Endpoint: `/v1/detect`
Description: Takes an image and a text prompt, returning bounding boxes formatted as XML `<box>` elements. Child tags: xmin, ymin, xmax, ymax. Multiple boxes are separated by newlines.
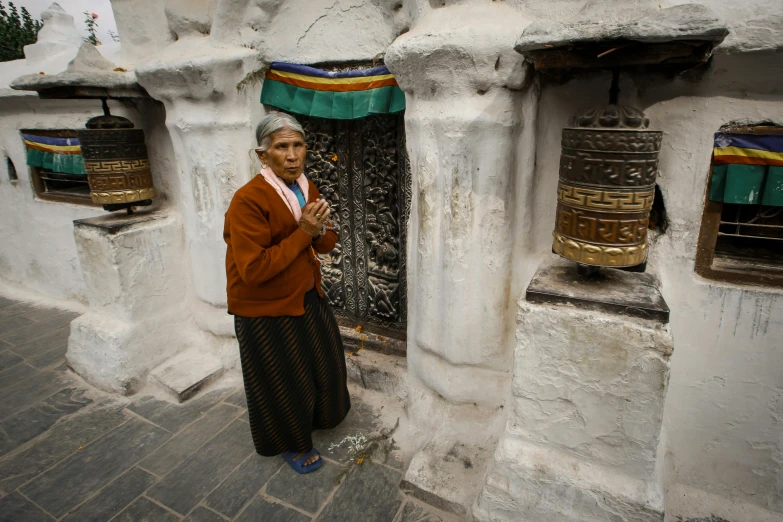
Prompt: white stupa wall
<box><xmin>0</xmin><ymin>0</ymin><xmax>781</xmax><ymax>519</ymax></box>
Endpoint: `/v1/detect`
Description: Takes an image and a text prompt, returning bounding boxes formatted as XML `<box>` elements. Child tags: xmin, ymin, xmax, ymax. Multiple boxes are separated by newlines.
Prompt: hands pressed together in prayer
<box><xmin>299</xmin><ymin>198</ymin><xmax>331</xmax><ymax>238</ymax></box>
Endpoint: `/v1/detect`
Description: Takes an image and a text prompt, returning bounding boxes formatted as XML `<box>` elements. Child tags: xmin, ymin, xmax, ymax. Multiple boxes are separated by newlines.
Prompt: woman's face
<box><xmin>258</xmin><ymin>128</ymin><xmax>306</xmax><ymax>184</ymax></box>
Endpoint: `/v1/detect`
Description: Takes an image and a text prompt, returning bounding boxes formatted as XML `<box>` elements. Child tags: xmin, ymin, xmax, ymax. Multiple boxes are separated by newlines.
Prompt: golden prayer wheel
<box><xmin>78</xmin><ymin>103</ymin><xmax>156</xmax><ymax>212</ymax></box>
<box><xmin>552</xmin><ymin>104</ymin><xmax>662</xmax><ymax>268</ymax></box>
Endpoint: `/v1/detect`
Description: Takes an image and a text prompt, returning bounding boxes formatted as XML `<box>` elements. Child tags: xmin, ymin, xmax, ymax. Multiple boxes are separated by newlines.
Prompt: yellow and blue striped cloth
<box><xmin>710</xmin><ymin>133</ymin><xmax>783</xmax><ymax>206</ymax></box>
<box><xmin>22</xmin><ymin>134</ymin><xmax>86</xmax><ymax>175</ymax></box>
<box><xmin>260</xmin><ymin>62</ymin><xmax>406</xmax><ymax>120</ymax></box>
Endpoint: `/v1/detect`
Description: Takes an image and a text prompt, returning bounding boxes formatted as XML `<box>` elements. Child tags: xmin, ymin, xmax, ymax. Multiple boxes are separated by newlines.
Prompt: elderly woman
<box><xmin>224</xmin><ymin>112</ymin><xmax>350</xmax><ymax>474</ymax></box>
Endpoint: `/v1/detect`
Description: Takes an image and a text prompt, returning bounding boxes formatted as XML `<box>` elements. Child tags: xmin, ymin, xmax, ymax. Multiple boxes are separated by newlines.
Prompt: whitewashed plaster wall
<box><xmin>525</xmin><ymin>51</ymin><xmax>783</xmax><ymax>517</ymax></box>
<box><xmin>211</xmin><ymin>0</ymin><xmax>408</xmax><ymax>62</ymax></box>
<box><xmin>115</xmin><ymin>0</ymin><xmax>410</xmax><ymax>340</ymax></box>
<box><xmin>0</xmin><ymin>96</ymin><xmax>177</xmax><ymax>303</ymax></box>
<box><xmin>0</xmin><ymin>3</ymin><xmax>180</xmax><ymax>305</ymax></box>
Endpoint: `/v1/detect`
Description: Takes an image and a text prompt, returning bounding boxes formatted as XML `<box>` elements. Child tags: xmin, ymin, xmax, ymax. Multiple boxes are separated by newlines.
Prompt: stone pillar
<box><xmin>475</xmin><ymin>257</ymin><xmax>673</xmax><ymax>521</ymax></box>
<box><xmin>386</xmin><ymin>2</ymin><xmax>532</xmax><ymax>413</ymax></box>
<box><xmin>135</xmin><ymin>46</ymin><xmax>261</xmax><ymax>337</ymax></box>
<box><xmin>68</xmin><ymin>211</ymin><xmax>189</xmax><ymax>394</ymax></box>
<box><xmin>385</xmin><ymin>4</ymin><xmax>536</xmax><ymax>516</ymax></box>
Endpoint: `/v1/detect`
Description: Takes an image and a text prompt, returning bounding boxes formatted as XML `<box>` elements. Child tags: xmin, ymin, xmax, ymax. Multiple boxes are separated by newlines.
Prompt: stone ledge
<box><xmin>516</xmin><ymin>4</ymin><xmax>728</xmax><ymax>53</ymax></box>
<box><xmin>345</xmin><ymin>349</ymin><xmax>407</xmax><ymax>401</ymax></box>
<box><xmin>149</xmin><ymin>349</ymin><xmax>224</xmax><ymax>403</ymax></box>
<box><xmin>339</xmin><ymin>326</ymin><xmax>406</xmax><ymax>357</ymax></box>
<box><xmin>401</xmin><ymin>439</ymin><xmax>494</xmax><ymax>518</ymax></box>
<box><xmin>475</xmin><ymin>436</ymin><xmax>664</xmax><ymax>522</ymax></box>
<box><xmin>526</xmin><ymin>255</ymin><xmax>670</xmax><ymax>323</ymax></box>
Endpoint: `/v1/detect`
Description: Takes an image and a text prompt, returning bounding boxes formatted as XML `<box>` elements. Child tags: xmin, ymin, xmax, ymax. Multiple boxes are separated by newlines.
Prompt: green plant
<box><xmin>0</xmin><ymin>1</ymin><xmax>42</xmax><ymax>62</ymax></box>
<box><xmin>83</xmin><ymin>11</ymin><xmax>99</xmax><ymax>45</ymax></box>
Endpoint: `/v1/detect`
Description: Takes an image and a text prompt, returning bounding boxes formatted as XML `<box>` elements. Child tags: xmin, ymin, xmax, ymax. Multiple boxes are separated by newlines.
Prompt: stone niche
<box><xmin>475</xmin><ymin>256</ymin><xmax>673</xmax><ymax>521</ymax></box>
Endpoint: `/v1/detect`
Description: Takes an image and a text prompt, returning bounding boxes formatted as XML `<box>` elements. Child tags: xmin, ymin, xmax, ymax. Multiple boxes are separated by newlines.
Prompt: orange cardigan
<box><xmin>224</xmin><ymin>175</ymin><xmax>338</xmax><ymax>317</ymax></box>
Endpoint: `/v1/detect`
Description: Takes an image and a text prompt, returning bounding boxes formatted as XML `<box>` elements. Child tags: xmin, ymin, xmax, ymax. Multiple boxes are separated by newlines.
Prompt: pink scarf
<box><xmin>259</xmin><ymin>166</ymin><xmax>310</xmax><ymax>221</ymax></box>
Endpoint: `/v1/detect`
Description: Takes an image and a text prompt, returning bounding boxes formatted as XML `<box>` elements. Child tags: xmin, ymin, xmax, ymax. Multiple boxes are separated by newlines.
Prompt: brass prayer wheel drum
<box><xmin>552</xmin><ymin>104</ymin><xmax>662</xmax><ymax>268</ymax></box>
<box><xmin>78</xmin><ymin>112</ymin><xmax>157</xmax><ymax>211</ymax></box>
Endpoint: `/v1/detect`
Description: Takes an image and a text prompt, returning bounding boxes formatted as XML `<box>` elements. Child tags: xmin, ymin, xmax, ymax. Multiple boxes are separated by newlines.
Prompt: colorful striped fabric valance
<box><xmin>710</xmin><ymin>133</ymin><xmax>783</xmax><ymax>207</ymax></box>
<box><xmin>22</xmin><ymin>134</ymin><xmax>86</xmax><ymax>175</ymax></box>
<box><xmin>260</xmin><ymin>62</ymin><xmax>406</xmax><ymax>120</ymax></box>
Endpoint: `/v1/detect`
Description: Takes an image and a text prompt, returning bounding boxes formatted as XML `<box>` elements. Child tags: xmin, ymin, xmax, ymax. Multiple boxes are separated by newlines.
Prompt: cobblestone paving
<box><xmin>0</xmin><ymin>298</ymin><xmax>449</xmax><ymax>522</ymax></box>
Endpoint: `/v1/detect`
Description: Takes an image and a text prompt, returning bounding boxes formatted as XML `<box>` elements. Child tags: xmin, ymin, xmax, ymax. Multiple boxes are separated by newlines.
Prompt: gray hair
<box><xmin>255</xmin><ymin>112</ymin><xmax>306</xmax><ymax>152</ymax></box>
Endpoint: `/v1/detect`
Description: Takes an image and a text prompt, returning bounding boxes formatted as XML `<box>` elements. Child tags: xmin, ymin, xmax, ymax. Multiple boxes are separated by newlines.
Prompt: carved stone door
<box><xmin>298</xmin><ymin>114</ymin><xmax>410</xmax><ymax>340</ymax></box>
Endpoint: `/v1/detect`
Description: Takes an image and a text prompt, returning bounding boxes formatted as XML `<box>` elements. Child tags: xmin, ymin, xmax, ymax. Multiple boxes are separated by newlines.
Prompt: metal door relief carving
<box><xmin>297</xmin><ymin>114</ymin><xmax>410</xmax><ymax>339</ymax></box>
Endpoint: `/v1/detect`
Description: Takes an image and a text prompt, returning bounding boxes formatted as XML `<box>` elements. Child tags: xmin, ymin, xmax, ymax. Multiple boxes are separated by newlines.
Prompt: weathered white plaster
<box><xmin>0</xmin><ymin>99</ymin><xmax>126</xmax><ymax>302</ymax></box>
<box><xmin>210</xmin><ymin>0</ymin><xmax>407</xmax><ymax>62</ymax></box>
<box><xmin>506</xmin><ymin>0</ymin><xmax>783</xmax><ymax>53</ymax></box>
<box><xmin>23</xmin><ymin>3</ymin><xmax>82</xmax><ymax>63</ymax></box>
<box><xmin>386</xmin><ymin>3</ymin><xmax>534</xmax><ymax>412</ymax></box>
<box><xmin>135</xmin><ymin>39</ymin><xmax>261</xmax><ymax>313</ymax></box>
<box><xmin>525</xmin><ymin>52</ymin><xmax>783</xmax><ymax>518</ymax></box>
<box><xmin>510</xmin><ymin>300</ymin><xmax>672</xmax><ymax>481</ymax></box>
<box><xmin>149</xmin><ymin>347</ymin><xmax>224</xmax><ymax>402</ymax></box>
<box><xmin>165</xmin><ymin>0</ymin><xmax>217</xmax><ymax>39</ymax></box>
<box><xmin>109</xmin><ymin>0</ymin><xmax>174</xmax><ymax>67</ymax></box>
<box><xmin>0</xmin><ymin>3</ymin><xmax>121</xmax><ymax>98</ymax></box>
<box><xmin>68</xmin><ymin>211</ymin><xmax>190</xmax><ymax>394</ymax></box>
<box><xmin>1</xmin><ymin>0</ymin><xmax>782</xmax><ymax>518</ymax></box>
<box><xmin>475</xmin><ymin>299</ymin><xmax>673</xmax><ymax>521</ymax></box>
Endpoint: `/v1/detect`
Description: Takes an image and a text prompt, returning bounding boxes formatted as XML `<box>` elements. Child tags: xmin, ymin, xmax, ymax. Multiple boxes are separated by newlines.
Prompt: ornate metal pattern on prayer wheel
<box><xmin>552</xmin><ymin>104</ymin><xmax>662</xmax><ymax>267</ymax></box>
<box><xmin>78</xmin><ymin>114</ymin><xmax>157</xmax><ymax>209</ymax></box>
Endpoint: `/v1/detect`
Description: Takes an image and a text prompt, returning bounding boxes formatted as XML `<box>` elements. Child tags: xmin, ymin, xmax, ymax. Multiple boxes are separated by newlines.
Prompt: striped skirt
<box><xmin>234</xmin><ymin>289</ymin><xmax>351</xmax><ymax>456</ymax></box>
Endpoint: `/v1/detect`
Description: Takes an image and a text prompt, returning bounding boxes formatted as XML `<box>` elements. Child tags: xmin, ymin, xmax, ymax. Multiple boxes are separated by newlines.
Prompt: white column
<box><xmin>135</xmin><ymin>45</ymin><xmax>262</xmax><ymax>336</ymax></box>
<box><xmin>386</xmin><ymin>4</ymin><xmax>534</xmax><ymax>412</ymax></box>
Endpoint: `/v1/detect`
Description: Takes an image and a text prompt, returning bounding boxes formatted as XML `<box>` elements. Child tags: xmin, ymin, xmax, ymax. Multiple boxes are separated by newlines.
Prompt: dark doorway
<box><xmin>297</xmin><ymin>113</ymin><xmax>411</xmax><ymax>340</ymax></box>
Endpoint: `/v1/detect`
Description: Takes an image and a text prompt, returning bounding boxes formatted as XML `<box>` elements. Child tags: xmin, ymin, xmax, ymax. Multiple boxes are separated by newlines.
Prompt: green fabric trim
<box><xmin>709</xmin><ymin>164</ymin><xmax>727</xmax><ymax>202</ymax></box>
<box><xmin>26</xmin><ymin>148</ymin><xmax>87</xmax><ymax>175</ymax></box>
<box><xmin>725</xmin><ymin>164</ymin><xmax>765</xmax><ymax>204</ymax></box>
<box><xmin>709</xmin><ymin>163</ymin><xmax>783</xmax><ymax>207</ymax></box>
<box><xmin>762</xmin><ymin>166</ymin><xmax>783</xmax><ymax>206</ymax></box>
<box><xmin>260</xmin><ymin>79</ymin><xmax>406</xmax><ymax>120</ymax></box>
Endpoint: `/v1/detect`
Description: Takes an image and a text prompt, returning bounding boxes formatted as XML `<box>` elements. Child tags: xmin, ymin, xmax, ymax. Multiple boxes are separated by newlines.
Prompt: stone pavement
<box><xmin>0</xmin><ymin>297</ymin><xmax>450</xmax><ymax>522</ymax></box>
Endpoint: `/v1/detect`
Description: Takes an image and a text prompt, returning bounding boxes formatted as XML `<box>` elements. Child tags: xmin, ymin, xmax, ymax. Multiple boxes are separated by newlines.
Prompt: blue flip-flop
<box><xmin>281</xmin><ymin>449</ymin><xmax>323</xmax><ymax>474</ymax></box>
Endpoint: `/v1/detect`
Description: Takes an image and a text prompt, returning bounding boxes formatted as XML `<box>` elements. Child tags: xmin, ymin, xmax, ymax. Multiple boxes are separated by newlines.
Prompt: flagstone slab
<box><xmin>0</xmin><ymin>315</ymin><xmax>35</xmax><ymax>337</ymax></box>
<box><xmin>315</xmin><ymin>461</ymin><xmax>403</xmax><ymax>522</ymax></box>
<box><xmin>266</xmin><ymin>459</ymin><xmax>345</xmax><ymax>515</ymax></box>
<box><xmin>0</xmin><ymin>351</ymin><xmax>22</xmax><ymax>372</ymax></box>
<box><xmin>0</xmin><ymin>363</ymin><xmax>38</xmax><ymax>392</ymax></box>
<box><xmin>0</xmin><ymin>492</ymin><xmax>52</xmax><ymax>522</ymax></box>
<box><xmin>139</xmin><ymin>403</ymin><xmax>243</xmax><ymax>476</ymax></box>
<box><xmin>28</xmin><ymin>345</ymin><xmax>68</xmax><ymax>370</ymax></box>
<box><xmin>398</xmin><ymin>501</ymin><xmax>445</xmax><ymax>522</ymax></box>
<box><xmin>128</xmin><ymin>389</ymin><xmax>233</xmax><ymax>433</ymax></box>
<box><xmin>146</xmin><ymin>420</ymin><xmax>256</xmax><ymax>515</ymax></box>
<box><xmin>6</xmin><ymin>327</ymin><xmax>70</xmax><ymax>359</ymax></box>
<box><xmin>20</xmin><ymin>418</ymin><xmax>169</xmax><ymax>517</ymax></box>
<box><xmin>0</xmin><ymin>388</ymin><xmax>91</xmax><ymax>457</ymax></box>
<box><xmin>184</xmin><ymin>506</ymin><xmax>230</xmax><ymax>522</ymax></box>
<box><xmin>113</xmin><ymin>497</ymin><xmax>180</xmax><ymax>522</ymax></box>
<box><xmin>311</xmin><ymin>400</ymin><xmax>380</xmax><ymax>462</ymax></box>
<box><xmin>1</xmin><ymin>323</ymin><xmax>69</xmax><ymax>350</ymax></box>
<box><xmin>235</xmin><ymin>497</ymin><xmax>311</xmax><ymax>522</ymax></box>
<box><xmin>224</xmin><ymin>390</ymin><xmax>248</xmax><ymax>409</ymax></box>
<box><xmin>150</xmin><ymin>350</ymin><xmax>224</xmax><ymax>403</ymax></box>
<box><xmin>0</xmin><ymin>403</ymin><xmax>127</xmax><ymax>491</ymax></box>
<box><xmin>0</xmin><ymin>369</ymin><xmax>69</xmax><ymax>421</ymax></box>
<box><xmin>204</xmin><ymin>453</ymin><xmax>283</xmax><ymax>518</ymax></box>
<box><xmin>61</xmin><ymin>466</ymin><xmax>157</xmax><ymax>522</ymax></box>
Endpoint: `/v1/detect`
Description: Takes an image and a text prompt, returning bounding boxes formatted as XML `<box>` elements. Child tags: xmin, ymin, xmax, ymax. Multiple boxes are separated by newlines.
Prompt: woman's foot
<box><xmin>281</xmin><ymin>449</ymin><xmax>322</xmax><ymax>474</ymax></box>
<box><xmin>294</xmin><ymin>451</ymin><xmax>320</xmax><ymax>467</ymax></box>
